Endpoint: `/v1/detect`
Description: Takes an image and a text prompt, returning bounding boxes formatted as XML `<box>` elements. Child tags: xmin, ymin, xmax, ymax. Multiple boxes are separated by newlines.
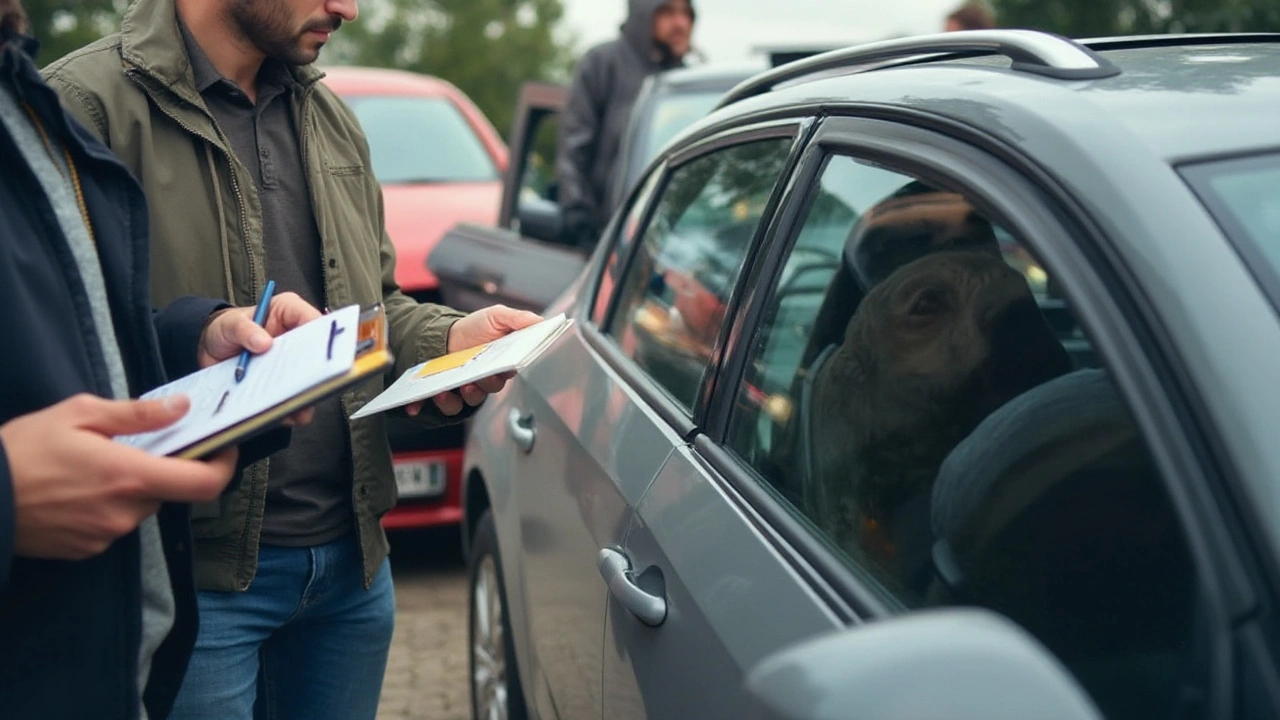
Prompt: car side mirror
<box><xmin>744</xmin><ymin>608</ymin><xmax>1103</xmax><ymax>720</ymax></box>
<box><xmin>515</xmin><ymin>197</ymin><xmax>564</xmax><ymax>245</ymax></box>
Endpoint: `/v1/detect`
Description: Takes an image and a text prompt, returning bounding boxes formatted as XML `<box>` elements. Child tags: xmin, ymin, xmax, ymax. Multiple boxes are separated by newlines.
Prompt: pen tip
<box><xmin>234</xmin><ymin>368</ymin><xmax>245</xmax><ymax>382</ymax></box>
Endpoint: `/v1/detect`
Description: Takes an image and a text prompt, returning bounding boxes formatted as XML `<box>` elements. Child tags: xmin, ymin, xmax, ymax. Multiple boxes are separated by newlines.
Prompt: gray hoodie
<box><xmin>555</xmin><ymin>0</ymin><xmax>695</xmax><ymax>247</ymax></box>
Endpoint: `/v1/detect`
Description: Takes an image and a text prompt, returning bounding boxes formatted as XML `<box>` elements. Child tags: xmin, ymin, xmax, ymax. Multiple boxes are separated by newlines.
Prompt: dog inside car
<box><xmin>805</xmin><ymin>184</ymin><xmax>1070</xmax><ymax>596</ymax></box>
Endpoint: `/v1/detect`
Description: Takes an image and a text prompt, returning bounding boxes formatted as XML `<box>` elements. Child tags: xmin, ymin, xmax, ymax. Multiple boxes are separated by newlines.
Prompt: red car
<box><xmin>322</xmin><ymin>66</ymin><xmax>508</xmax><ymax>531</ymax></box>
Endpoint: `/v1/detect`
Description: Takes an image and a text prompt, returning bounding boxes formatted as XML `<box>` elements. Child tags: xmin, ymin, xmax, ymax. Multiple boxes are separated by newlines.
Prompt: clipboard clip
<box><xmin>355</xmin><ymin>304</ymin><xmax>386</xmax><ymax>355</ymax></box>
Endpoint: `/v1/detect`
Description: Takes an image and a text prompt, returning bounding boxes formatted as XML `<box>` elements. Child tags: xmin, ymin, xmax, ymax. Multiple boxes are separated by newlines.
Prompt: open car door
<box><xmin>428</xmin><ymin>82</ymin><xmax>587</xmax><ymax>313</ymax></box>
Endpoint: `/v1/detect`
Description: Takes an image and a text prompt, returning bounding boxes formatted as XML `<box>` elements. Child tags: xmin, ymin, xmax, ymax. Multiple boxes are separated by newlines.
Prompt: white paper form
<box><xmin>350</xmin><ymin>313</ymin><xmax>569</xmax><ymax>419</ymax></box>
<box><xmin>118</xmin><ymin>305</ymin><xmax>361</xmax><ymax>456</ymax></box>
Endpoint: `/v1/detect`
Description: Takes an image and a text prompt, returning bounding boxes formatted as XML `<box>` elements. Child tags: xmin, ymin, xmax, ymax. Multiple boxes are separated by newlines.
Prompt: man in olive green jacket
<box><xmin>42</xmin><ymin>0</ymin><xmax>540</xmax><ymax>717</ymax></box>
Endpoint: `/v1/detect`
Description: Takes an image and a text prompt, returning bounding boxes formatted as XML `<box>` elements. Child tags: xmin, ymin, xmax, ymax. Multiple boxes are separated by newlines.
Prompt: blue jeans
<box><xmin>169</xmin><ymin>534</ymin><xmax>395</xmax><ymax>720</ymax></box>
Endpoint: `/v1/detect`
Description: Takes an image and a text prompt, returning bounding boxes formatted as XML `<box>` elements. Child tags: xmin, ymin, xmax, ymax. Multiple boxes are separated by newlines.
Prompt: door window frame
<box><xmin>685</xmin><ymin>113</ymin><xmax>1242</xmax><ymax>711</ymax></box>
<box><xmin>577</xmin><ymin>118</ymin><xmax>811</xmax><ymax>437</ymax></box>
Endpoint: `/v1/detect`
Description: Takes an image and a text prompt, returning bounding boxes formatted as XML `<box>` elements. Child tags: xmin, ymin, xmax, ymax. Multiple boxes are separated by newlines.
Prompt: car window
<box><xmin>1182</xmin><ymin>152</ymin><xmax>1280</xmax><ymax>316</ymax></box>
<box><xmin>606</xmin><ymin>138</ymin><xmax>792</xmax><ymax>411</ymax></box>
<box><xmin>343</xmin><ymin>95</ymin><xmax>498</xmax><ymax>184</ymax></box>
<box><xmin>642</xmin><ymin>90</ymin><xmax>728</xmax><ymax>164</ymax></box>
<box><xmin>725</xmin><ymin>154</ymin><xmax>1200</xmax><ymax>720</ymax></box>
<box><xmin>594</xmin><ymin>169</ymin><xmax>665</xmax><ymax>325</ymax></box>
<box><xmin>517</xmin><ymin>112</ymin><xmax>561</xmax><ymax>205</ymax></box>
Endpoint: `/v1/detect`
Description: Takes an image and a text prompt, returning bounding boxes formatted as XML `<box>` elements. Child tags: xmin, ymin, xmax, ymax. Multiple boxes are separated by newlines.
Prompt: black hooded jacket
<box><xmin>555</xmin><ymin>0</ymin><xmax>694</xmax><ymax>247</ymax></box>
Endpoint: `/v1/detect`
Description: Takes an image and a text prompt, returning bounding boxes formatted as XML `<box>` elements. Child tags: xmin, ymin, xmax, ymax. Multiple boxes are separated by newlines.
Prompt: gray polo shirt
<box><xmin>182</xmin><ymin>27</ymin><xmax>353</xmax><ymax>546</ymax></box>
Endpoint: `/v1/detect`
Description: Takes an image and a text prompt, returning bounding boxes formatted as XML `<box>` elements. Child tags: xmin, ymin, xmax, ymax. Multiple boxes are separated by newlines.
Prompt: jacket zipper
<box><xmin>297</xmin><ymin>84</ymin><xmax>372</xmax><ymax>588</ymax></box>
<box><xmin>126</xmin><ymin>66</ymin><xmax>264</xmax><ymax>590</ymax></box>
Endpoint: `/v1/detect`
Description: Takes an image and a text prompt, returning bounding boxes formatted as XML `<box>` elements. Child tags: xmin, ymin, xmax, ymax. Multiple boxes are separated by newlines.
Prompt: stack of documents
<box><xmin>351</xmin><ymin>313</ymin><xmax>571</xmax><ymax>419</ymax></box>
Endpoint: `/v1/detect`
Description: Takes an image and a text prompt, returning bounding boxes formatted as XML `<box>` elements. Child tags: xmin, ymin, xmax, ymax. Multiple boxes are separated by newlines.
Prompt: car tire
<box><xmin>469</xmin><ymin>509</ymin><xmax>528</xmax><ymax>720</ymax></box>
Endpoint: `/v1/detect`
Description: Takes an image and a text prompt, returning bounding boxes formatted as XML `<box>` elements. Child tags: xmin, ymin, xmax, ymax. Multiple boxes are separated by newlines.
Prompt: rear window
<box><xmin>341</xmin><ymin>95</ymin><xmax>498</xmax><ymax>184</ymax></box>
<box><xmin>1183</xmin><ymin>152</ymin><xmax>1280</xmax><ymax>311</ymax></box>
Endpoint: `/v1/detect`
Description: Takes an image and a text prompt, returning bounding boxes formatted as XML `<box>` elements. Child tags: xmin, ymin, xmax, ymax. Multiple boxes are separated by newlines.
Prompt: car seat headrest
<box><xmin>931</xmin><ymin>368</ymin><xmax>1133</xmax><ymax>546</ymax></box>
<box><xmin>845</xmin><ymin>181</ymin><xmax>1002</xmax><ymax>290</ymax></box>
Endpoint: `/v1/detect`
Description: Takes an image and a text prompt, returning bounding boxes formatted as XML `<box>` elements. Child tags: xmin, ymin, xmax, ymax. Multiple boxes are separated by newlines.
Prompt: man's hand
<box><xmin>408</xmin><ymin>305</ymin><xmax>544</xmax><ymax>417</ymax></box>
<box><xmin>2</xmin><ymin>394</ymin><xmax>239</xmax><ymax>561</ymax></box>
<box><xmin>197</xmin><ymin>292</ymin><xmax>322</xmax><ymax>425</ymax></box>
<box><xmin>197</xmin><ymin>292</ymin><xmax>322</xmax><ymax>367</ymax></box>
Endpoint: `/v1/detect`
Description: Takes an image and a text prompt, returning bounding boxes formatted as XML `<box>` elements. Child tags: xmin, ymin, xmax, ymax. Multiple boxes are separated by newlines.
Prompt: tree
<box><xmin>990</xmin><ymin>0</ymin><xmax>1280</xmax><ymax>36</ymax></box>
<box><xmin>328</xmin><ymin>0</ymin><xmax>577</xmax><ymax>139</ymax></box>
<box><xmin>22</xmin><ymin>0</ymin><xmax>126</xmax><ymax>66</ymax></box>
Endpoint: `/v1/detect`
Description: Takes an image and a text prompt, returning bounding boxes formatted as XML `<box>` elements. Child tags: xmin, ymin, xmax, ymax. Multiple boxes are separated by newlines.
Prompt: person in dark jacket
<box><xmin>556</xmin><ymin>0</ymin><xmax>695</xmax><ymax>249</ymax></box>
<box><xmin>0</xmin><ymin>3</ymin><xmax>320</xmax><ymax>718</ymax></box>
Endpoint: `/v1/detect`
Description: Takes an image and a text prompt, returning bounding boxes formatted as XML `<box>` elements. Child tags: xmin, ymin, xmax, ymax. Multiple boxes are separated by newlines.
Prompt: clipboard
<box><xmin>119</xmin><ymin>305</ymin><xmax>394</xmax><ymax>459</ymax></box>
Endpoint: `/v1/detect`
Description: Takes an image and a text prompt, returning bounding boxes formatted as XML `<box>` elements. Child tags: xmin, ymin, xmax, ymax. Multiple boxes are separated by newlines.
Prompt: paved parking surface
<box><xmin>377</xmin><ymin>529</ymin><xmax>471</xmax><ymax>720</ymax></box>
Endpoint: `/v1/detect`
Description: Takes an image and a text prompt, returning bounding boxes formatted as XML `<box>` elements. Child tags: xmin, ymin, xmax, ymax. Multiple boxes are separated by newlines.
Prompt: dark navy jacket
<box><xmin>0</xmin><ymin>34</ymin><xmax>229</xmax><ymax>719</ymax></box>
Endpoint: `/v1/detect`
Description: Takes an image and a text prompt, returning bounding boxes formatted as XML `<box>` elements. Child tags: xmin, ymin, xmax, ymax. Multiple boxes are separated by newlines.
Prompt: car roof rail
<box><xmin>716</xmin><ymin>29</ymin><xmax>1122</xmax><ymax>110</ymax></box>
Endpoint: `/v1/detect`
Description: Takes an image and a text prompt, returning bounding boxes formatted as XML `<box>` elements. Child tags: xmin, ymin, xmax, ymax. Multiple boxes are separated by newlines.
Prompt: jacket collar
<box><xmin>0</xmin><ymin>30</ymin><xmax>39</xmax><ymax>62</ymax></box>
<box><xmin>0</xmin><ymin>32</ymin><xmax>36</xmax><ymax>91</ymax></box>
<box><xmin>120</xmin><ymin>0</ymin><xmax>323</xmax><ymax>101</ymax></box>
<box><xmin>0</xmin><ymin>32</ymin><xmax>122</xmax><ymax>171</ymax></box>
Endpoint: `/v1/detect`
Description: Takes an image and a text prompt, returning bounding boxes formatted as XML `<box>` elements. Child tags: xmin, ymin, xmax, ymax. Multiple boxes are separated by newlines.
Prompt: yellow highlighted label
<box><xmin>416</xmin><ymin>344</ymin><xmax>489</xmax><ymax>378</ymax></box>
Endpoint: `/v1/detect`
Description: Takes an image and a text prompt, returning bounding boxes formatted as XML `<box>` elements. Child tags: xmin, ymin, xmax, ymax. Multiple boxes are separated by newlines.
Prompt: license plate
<box><xmin>393</xmin><ymin>459</ymin><xmax>447</xmax><ymax>499</ymax></box>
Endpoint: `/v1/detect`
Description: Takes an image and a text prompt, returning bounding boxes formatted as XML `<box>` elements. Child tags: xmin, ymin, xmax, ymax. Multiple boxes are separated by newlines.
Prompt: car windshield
<box><xmin>1183</xmin><ymin>152</ymin><xmax>1280</xmax><ymax>312</ymax></box>
<box><xmin>342</xmin><ymin>95</ymin><xmax>498</xmax><ymax>184</ymax></box>
<box><xmin>641</xmin><ymin>89</ymin><xmax>727</xmax><ymax>164</ymax></box>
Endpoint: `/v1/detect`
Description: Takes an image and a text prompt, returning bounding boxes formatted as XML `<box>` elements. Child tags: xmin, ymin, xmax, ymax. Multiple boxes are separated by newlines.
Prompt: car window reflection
<box><xmin>607</xmin><ymin>138</ymin><xmax>791</xmax><ymax>409</ymax></box>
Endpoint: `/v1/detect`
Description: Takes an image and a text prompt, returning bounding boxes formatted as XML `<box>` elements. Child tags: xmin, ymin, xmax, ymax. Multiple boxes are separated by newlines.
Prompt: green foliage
<box><xmin>23</xmin><ymin>0</ymin><xmax>127</xmax><ymax>66</ymax></box>
<box><xmin>990</xmin><ymin>0</ymin><xmax>1280</xmax><ymax>36</ymax></box>
<box><xmin>327</xmin><ymin>0</ymin><xmax>577</xmax><ymax>140</ymax></box>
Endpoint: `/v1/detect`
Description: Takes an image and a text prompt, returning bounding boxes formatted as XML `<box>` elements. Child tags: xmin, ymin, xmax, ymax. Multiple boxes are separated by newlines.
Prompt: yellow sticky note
<box><xmin>417</xmin><ymin>344</ymin><xmax>489</xmax><ymax>378</ymax></box>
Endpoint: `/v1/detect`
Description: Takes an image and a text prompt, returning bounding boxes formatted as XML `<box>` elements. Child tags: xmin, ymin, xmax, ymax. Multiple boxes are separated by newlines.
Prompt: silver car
<box><xmin>459</xmin><ymin>30</ymin><xmax>1280</xmax><ymax>720</ymax></box>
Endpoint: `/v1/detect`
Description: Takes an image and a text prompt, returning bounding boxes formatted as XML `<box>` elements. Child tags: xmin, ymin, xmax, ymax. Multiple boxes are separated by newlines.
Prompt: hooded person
<box><xmin>555</xmin><ymin>0</ymin><xmax>696</xmax><ymax>250</ymax></box>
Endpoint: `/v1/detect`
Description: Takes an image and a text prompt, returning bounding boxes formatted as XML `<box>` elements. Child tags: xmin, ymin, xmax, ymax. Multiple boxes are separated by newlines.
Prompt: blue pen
<box><xmin>235</xmin><ymin>279</ymin><xmax>275</xmax><ymax>383</ymax></box>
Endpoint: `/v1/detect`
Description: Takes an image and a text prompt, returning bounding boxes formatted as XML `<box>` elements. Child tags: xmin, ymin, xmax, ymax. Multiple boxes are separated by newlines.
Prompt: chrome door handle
<box><xmin>507</xmin><ymin>409</ymin><xmax>535</xmax><ymax>453</ymax></box>
<box><xmin>597</xmin><ymin>548</ymin><xmax>667</xmax><ymax>627</ymax></box>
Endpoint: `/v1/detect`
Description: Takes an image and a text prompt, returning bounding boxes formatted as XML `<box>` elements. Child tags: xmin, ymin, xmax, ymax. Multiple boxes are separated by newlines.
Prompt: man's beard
<box><xmin>654</xmin><ymin>35</ymin><xmax>689</xmax><ymax>65</ymax></box>
<box><xmin>227</xmin><ymin>0</ymin><xmax>341</xmax><ymax>66</ymax></box>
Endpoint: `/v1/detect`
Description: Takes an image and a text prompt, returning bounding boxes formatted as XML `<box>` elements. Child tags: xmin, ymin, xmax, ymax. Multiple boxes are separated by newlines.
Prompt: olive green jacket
<box><xmin>43</xmin><ymin>0</ymin><xmax>467</xmax><ymax>590</ymax></box>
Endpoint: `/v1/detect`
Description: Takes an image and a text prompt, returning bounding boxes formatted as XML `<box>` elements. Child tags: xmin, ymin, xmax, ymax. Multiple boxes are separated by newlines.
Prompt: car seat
<box><xmin>783</xmin><ymin>182</ymin><xmax>1004</xmax><ymax>532</ymax></box>
<box><xmin>929</xmin><ymin>368</ymin><xmax>1196</xmax><ymax>720</ymax></box>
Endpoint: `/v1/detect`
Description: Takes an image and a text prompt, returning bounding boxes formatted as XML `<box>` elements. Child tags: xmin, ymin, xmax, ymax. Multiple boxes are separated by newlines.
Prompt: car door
<box><xmin>603</xmin><ymin>116</ymin><xmax>1237</xmax><ymax>719</ymax></box>
<box><xmin>582</xmin><ymin>120</ymin><xmax>851</xmax><ymax>719</ymax></box>
<box><xmin>490</xmin><ymin>160</ymin><xmax>687</xmax><ymax>720</ymax></box>
<box><xmin>429</xmin><ymin>82</ymin><xmax>587</xmax><ymax>313</ymax></box>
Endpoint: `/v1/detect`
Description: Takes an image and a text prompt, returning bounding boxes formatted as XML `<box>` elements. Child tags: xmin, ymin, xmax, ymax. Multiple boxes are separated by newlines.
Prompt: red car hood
<box><xmin>383</xmin><ymin>181</ymin><xmax>502</xmax><ymax>292</ymax></box>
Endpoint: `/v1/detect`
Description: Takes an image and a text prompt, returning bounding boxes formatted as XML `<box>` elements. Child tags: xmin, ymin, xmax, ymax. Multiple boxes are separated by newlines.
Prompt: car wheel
<box><xmin>469</xmin><ymin>509</ymin><xmax>527</xmax><ymax>720</ymax></box>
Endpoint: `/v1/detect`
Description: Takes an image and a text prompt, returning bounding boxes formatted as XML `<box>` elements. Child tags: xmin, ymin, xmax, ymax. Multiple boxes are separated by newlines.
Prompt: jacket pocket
<box><xmin>326</xmin><ymin>163</ymin><xmax>364</xmax><ymax>177</ymax></box>
<box><xmin>190</xmin><ymin>467</ymin><xmax>258</xmax><ymax>539</ymax></box>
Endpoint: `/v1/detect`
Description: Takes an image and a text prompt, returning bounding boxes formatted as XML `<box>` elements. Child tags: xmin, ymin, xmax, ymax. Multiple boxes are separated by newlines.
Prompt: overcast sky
<box><xmin>559</xmin><ymin>0</ymin><xmax>965</xmax><ymax>64</ymax></box>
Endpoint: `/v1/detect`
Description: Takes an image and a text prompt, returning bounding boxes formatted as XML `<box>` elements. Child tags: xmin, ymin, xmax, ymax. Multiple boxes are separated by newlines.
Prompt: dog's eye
<box><xmin>908</xmin><ymin>288</ymin><xmax>948</xmax><ymax>317</ymax></box>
